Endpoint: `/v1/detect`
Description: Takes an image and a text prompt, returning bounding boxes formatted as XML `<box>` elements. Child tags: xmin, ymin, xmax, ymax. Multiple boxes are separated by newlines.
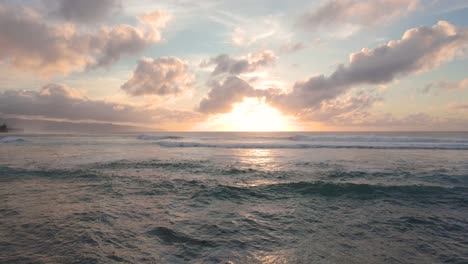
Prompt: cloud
<box><xmin>279</xmin><ymin>42</ymin><xmax>306</xmax><ymax>54</ymax></box>
<box><xmin>198</xmin><ymin>77</ymin><xmax>262</xmax><ymax>113</ymax></box>
<box><xmin>51</xmin><ymin>0</ymin><xmax>121</xmax><ymax>23</ymax></box>
<box><xmin>230</xmin><ymin>26</ymin><xmax>276</xmax><ymax>47</ymax></box>
<box><xmin>423</xmin><ymin>78</ymin><xmax>468</xmax><ymax>93</ymax></box>
<box><xmin>448</xmin><ymin>103</ymin><xmax>468</xmax><ymax>111</ymax></box>
<box><xmin>0</xmin><ymin>84</ymin><xmax>203</xmax><ymax>128</ymax></box>
<box><xmin>200</xmin><ymin>50</ymin><xmax>277</xmax><ymax>76</ymax></box>
<box><xmin>293</xmin><ymin>91</ymin><xmax>381</xmax><ymax>122</ymax></box>
<box><xmin>228</xmin><ymin>17</ymin><xmax>282</xmax><ymax>47</ymax></box>
<box><xmin>267</xmin><ymin>21</ymin><xmax>468</xmax><ymax>116</ymax></box>
<box><xmin>299</xmin><ymin>0</ymin><xmax>419</xmax><ymax>31</ymax></box>
<box><xmin>196</xmin><ymin>21</ymin><xmax>467</xmax><ymax>127</ymax></box>
<box><xmin>332</xmin><ymin>112</ymin><xmax>468</xmax><ymax>130</ymax></box>
<box><xmin>0</xmin><ymin>4</ymin><xmax>169</xmax><ymax>76</ymax></box>
<box><xmin>121</xmin><ymin>57</ymin><xmax>193</xmax><ymax>97</ymax></box>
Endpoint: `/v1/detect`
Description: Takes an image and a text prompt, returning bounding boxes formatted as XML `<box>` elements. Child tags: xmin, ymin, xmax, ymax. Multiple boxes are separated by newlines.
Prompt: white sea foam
<box><xmin>286</xmin><ymin>135</ymin><xmax>468</xmax><ymax>143</ymax></box>
<box><xmin>0</xmin><ymin>137</ymin><xmax>26</xmax><ymax>143</ymax></box>
<box><xmin>137</xmin><ymin>134</ymin><xmax>184</xmax><ymax>140</ymax></box>
<box><xmin>155</xmin><ymin>141</ymin><xmax>468</xmax><ymax>150</ymax></box>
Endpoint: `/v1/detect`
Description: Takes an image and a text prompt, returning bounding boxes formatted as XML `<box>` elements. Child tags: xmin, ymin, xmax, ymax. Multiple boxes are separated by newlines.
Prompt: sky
<box><xmin>0</xmin><ymin>0</ymin><xmax>467</xmax><ymax>132</ymax></box>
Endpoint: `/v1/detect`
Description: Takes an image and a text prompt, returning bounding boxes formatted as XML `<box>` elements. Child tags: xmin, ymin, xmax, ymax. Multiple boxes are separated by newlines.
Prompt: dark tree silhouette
<box><xmin>0</xmin><ymin>123</ymin><xmax>8</xmax><ymax>132</ymax></box>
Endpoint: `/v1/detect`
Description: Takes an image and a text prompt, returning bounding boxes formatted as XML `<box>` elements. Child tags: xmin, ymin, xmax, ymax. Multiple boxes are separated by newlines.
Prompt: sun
<box><xmin>195</xmin><ymin>98</ymin><xmax>299</xmax><ymax>131</ymax></box>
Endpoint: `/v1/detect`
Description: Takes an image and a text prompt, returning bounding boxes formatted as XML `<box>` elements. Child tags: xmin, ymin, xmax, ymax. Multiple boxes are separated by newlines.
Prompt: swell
<box><xmin>96</xmin><ymin>159</ymin><xmax>207</xmax><ymax>171</ymax></box>
<box><xmin>286</xmin><ymin>135</ymin><xmax>468</xmax><ymax>144</ymax></box>
<box><xmin>155</xmin><ymin>141</ymin><xmax>468</xmax><ymax>150</ymax></box>
<box><xmin>191</xmin><ymin>181</ymin><xmax>468</xmax><ymax>203</ymax></box>
<box><xmin>0</xmin><ymin>166</ymin><xmax>103</xmax><ymax>181</ymax></box>
<box><xmin>137</xmin><ymin>134</ymin><xmax>184</xmax><ymax>140</ymax></box>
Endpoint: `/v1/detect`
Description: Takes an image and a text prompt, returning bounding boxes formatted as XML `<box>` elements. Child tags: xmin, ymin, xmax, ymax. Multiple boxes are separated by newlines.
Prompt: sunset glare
<box><xmin>196</xmin><ymin>98</ymin><xmax>298</xmax><ymax>131</ymax></box>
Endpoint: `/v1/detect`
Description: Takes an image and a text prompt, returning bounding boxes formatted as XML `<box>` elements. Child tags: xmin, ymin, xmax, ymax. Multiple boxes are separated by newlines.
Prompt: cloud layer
<box><xmin>198</xmin><ymin>77</ymin><xmax>261</xmax><ymax>113</ymax></box>
<box><xmin>0</xmin><ymin>4</ymin><xmax>168</xmax><ymax>75</ymax></box>
<box><xmin>121</xmin><ymin>57</ymin><xmax>193</xmax><ymax>97</ymax></box>
<box><xmin>197</xmin><ymin>21</ymin><xmax>468</xmax><ymax>125</ymax></box>
<box><xmin>201</xmin><ymin>50</ymin><xmax>277</xmax><ymax>76</ymax></box>
<box><xmin>267</xmin><ymin>21</ymin><xmax>468</xmax><ymax>116</ymax></box>
<box><xmin>423</xmin><ymin>78</ymin><xmax>468</xmax><ymax>93</ymax></box>
<box><xmin>51</xmin><ymin>0</ymin><xmax>121</xmax><ymax>23</ymax></box>
<box><xmin>299</xmin><ymin>0</ymin><xmax>418</xmax><ymax>30</ymax></box>
<box><xmin>0</xmin><ymin>84</ymin><xmax>202</xmax><ymax>128</ymax></box>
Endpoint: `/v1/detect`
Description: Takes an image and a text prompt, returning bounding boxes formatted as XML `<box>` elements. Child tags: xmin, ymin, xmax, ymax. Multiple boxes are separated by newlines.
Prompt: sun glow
<box><xmin>196</xmin><ymin>98</ymin><xmax>299</xmax><ymax>131</ymax></box>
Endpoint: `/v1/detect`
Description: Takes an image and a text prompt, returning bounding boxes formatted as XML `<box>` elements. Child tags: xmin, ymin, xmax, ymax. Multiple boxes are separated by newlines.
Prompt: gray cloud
<box><xmin>121</xmin><ymin>57</ymin><xmax>193</xmax><ymax>97</ymax></box>
<box><xmin>293</xmin><ymin>91</ymin><xmax>381</xmax><ymax>122</ymax></box>
<box><xmin>0</xmin><ymin>84</ymin><xmax>203</xmax><ymax>127</ymax></box>
<box><xmin>267</xmin><ymin>21</ymin><xmax>468</xmax><ymax>116</ymax></box>
<box><xmin>51</xmin><ymin>0</ymin><xmax>121</xmax><ymax>23</ymax></box>
<box><xmin>423</xmin><ymin>78</ymin><xmax>468</xmax><ymax>93</ymax></box>
<box><xmin>200</xmin><ymin>50</ymin><xmax>277</xmax><ymax>76</ymax></box>
<box><xmin>198</xmin><ymin>77</ymin><xmax>264</xmax><ymax>113</ymax></box>
<box><xmin>0</xmin><ymin>4</ymin><xmax>168</xmax><ymax>75</ymax></box>
<box><xmin>299</xmin><ymin>0</ymin><xmax>418</xmax><ymax>30</ymax></box>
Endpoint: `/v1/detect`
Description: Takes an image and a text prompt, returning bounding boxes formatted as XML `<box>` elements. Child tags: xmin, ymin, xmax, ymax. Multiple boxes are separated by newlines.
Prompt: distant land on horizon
<box><xmin>0</xmin><ymin>118</ymin><xmax>162</xmax><ymax>133</ymax></box>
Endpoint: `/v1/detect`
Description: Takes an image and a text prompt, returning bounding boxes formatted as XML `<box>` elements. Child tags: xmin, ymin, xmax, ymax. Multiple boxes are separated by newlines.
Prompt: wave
<box><xmin>191</xmin><ymin>181</ymin><xmax>468</xmax><ymax>202</ymax></box>
<box><xmin>137</xmin><ymin>134</ymin><xmax>184</xmax><ymax>140</ymax></box>
<box><xmin>155</xmin><ymin>141</ymin><xmax>468</xmax><ymax>150</ymax></box>
<box><xmin>0</xmin><ymin>137</ymin><xmax>26</xmax><ymax>143</ymax></box>
<box><xmin>146</xmin><ymin>226</ymin><xmax>215</xmax><ymax>247</ymax></box>
<box><xmin>287</xmin><ymin>135</ymin><xmax>468</xmax><ymax>143</ymax></box>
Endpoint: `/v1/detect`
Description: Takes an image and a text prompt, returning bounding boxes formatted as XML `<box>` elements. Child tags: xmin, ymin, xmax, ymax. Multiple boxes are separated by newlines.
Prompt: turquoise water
<box><xmin>1</xmin><ymin>132</ymin><xmax>468</xmax><ymax>263</ymax></box>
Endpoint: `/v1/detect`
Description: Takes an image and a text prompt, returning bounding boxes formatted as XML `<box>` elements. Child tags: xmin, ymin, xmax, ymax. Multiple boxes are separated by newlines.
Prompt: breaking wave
<box><xmin>137</xmin><ymin>134</ymin><xmax>184</xmax><ymax>140</ymax></box>
<box><xmin>155</xmin><ymin>141</ymin><xmax>468</xmax><ymax>150</ymax></box>
<box><xmin>0</xmin><ymin>137</ymin><xmax>25</xmax><ymax>143</ymax></box>
<box><xmin>286</xmin><ymin>135</ymin><xmax>468</xmax><ymax>144</ymax></box>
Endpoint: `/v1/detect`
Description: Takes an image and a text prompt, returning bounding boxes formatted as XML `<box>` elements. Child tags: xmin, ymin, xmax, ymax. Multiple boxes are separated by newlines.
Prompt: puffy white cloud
<box><xmin>200</xmin><ymin>50</ymin><xmax>277</xmax><ymax>76</ymax></box>
<box><xmin>0</xmin><ymin>4</ymin><xmax>169</xmax><ymax>76</ymax></box>
<box><xmin>50</xmin><ymin>0</ymin><xmax>121</xmax><ymax>23</ymax></box>
<box><xmin>299</xmin><ymin>0</ymin><xmax>419</xmax><ymax>31</ymax></box>
<box><xmin>267</xmin><ymin>21</ymin><xmax>468</xmax><ymax>115</ymax></box>
<box><xmin>121</xmin><ymin>57</ymin><xmax>193</xmax><ymax>97</ymax></box>
<box><xmin>0</xmin><ymin>84</ymin><xmax>203</xmax><ymax>127</ymax></box>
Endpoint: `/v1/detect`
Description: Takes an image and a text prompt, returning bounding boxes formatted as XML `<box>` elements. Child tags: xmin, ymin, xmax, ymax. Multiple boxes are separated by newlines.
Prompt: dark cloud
<box><xmin>299</xmin><ymin>0</ymin><xmax>418</xmax><ymax>30</ymax></box>
<box><xmin>121</xmin><ymin>57</ymin><xmax>193</xmax><ymax>97</ymax></box>
<box><xmin>0</xmin><ymin>4</ymin><xmax>169</xmax><ymax>75</ymax></box>
<box><xmin>0</xmin><ymin>84</ymin><xmax>203</xmax><ymax>128</ymax></box>
<box><xmin>200</xmin><ymin>50</ymin><xmax>276</xmax><ymax>76</ymax></box>
<box><xmin>51</xmin><ymin>0</ymin><xmax>121</xmax><ymax>23</ymax></box>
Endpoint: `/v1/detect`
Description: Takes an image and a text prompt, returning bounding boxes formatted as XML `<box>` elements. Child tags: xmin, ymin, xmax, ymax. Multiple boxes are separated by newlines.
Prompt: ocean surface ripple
<box><xmin>1</xmin><ymin>132</ymin><xmax>468</xmax><ymax>263</ymax></box>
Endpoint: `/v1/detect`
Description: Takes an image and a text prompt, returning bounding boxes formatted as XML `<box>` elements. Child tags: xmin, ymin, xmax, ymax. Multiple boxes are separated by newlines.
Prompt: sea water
<box><xmin>1</xmin><ymin>132</ymin><xmax>467</xmax><ymax>263</ymax></box>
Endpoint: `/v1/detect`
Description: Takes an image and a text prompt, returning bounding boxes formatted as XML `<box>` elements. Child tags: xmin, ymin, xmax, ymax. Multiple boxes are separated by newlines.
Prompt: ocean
<box><xmin>1</xmin><ymin>132</ymin><xmax>467</xmax><ymax>263</ymax></box>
